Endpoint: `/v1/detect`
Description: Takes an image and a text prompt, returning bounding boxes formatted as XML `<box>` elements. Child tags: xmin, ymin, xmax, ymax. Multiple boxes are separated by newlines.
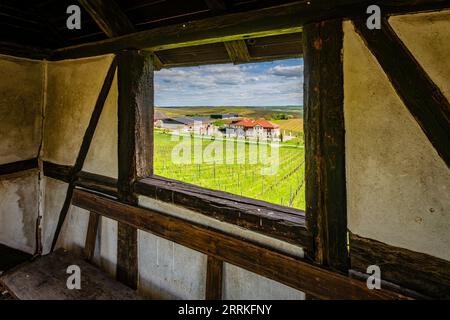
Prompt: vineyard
<box><xmin>154</xmin><ymin>131</ymin><xmax>305</xmax><ymax>211</ymax></box>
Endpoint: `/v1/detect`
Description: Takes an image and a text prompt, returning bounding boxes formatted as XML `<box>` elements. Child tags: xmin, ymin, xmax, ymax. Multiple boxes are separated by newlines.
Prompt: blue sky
<box><xmin>154</xmin><ymin>58</ymin><xmax>303</xmax><ymax>107</ymax></box>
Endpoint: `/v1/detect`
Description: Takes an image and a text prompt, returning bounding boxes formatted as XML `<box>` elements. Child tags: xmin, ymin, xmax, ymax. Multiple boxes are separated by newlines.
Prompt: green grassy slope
<box><xmin>154</xmin><ymin>131</ymin><xmax>305</xmax><ymax>211</ymax></box>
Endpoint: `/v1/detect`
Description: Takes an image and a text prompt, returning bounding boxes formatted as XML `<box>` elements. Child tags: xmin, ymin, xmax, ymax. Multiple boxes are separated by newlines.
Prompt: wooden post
<box><xmin>116</xmin><ymin>50</ymin><xmax>154</xmax><ymax>289</ymax></box>
<box><xmin>84</xmin><ymin>212</ymin><xmax>100</xmax><ymax>262</ymax></box>
<box><xmin>205</xmin><ymin>256</ymin><xmax>223</xmax><ymax>300</ymax></box>
<box><xmin>303</xmin><ymin>19</ymin><xmax>348</xmax><ymax>273</ymax></box>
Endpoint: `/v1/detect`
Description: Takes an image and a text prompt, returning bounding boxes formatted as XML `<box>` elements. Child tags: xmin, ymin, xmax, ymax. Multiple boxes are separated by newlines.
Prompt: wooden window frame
<box><xmin>144</xmin><ymin>52</ymin><xmax>313</xmax><ymax>252</ymax></box>
<box><xmin>142</xmin><ymin>19</ymin><xmax>348</xmax><ymax>271</ymax></box>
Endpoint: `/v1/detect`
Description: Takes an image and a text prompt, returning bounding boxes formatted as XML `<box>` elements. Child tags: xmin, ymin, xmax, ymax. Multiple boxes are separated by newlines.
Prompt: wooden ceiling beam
<box><xmin>224</xmin><ymin>40</ymin><xmax>251</xmax><ymax>64</ymax></box>
<box><xmin>204</xmin><ymin>0</ymin><xmax>228</xmax><ymax>13</ymax></box>
<box><xmin>0</xmin><ymin>41</ymin><xmax>51</xmax><ymax>60</ymax></box>
<box><xmin>151</xmin><ymin>53</ymin><xmax>164</xmax><ymax>71</ymax></box>
<box><xmin>51</xmin><ymin>2</ymin><xmax>303</xmax><ymax>60</ymax></box>
<box><xmin>78</xmin><ymin>0</ymin><xmax>136</xmax><ymax>37</ymax></box>
<box><xmin>51</xmin><ymin>0</ymin><xmax>450</xmax><ymax>61</ymax></box>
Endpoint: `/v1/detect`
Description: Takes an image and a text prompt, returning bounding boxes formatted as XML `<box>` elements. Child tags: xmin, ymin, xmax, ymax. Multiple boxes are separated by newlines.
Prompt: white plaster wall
<box><xmin>138</xmin><ymin>196</ymin><xmax>305</xmax><ymax>299</ymax></box>
<box><xmin>96</xmin><ymin>217</ymin><xmax>118</xmax><ymax>278</ymax></box>
<box><xmin>83</xmin><ymin>72</ymin><xmax>118</xmax><ymax>178</ymax></box>
<box><xmin>41</xmin><ymin>55</ymin><xmax>119</xmax><ymax>263</ymax></box>
<box><xmin>0</xmin><ymin>55</ymin><xmax>43</xmax><ymax>165</ymax></box>
<box><xmin>223</xmin><ymin>263</ymin><xmax>305</xmax><ymax>300</ymax></box>
<box><xmin>390</xmin><ymin>11</ymin><xmax>450</xmax><ymax>98</ymax></box>
<box><xmin>343</xmin><ymin>16</ymin><xmax>450</xmax><ymax>261</ymax></box>
<box><xmin>0</xmin><ymin>55</ymin><xmax>43</xmax><ymax>253</ymax></box>
<box><xmin>138</xmin><ymin>230</ymin><xmax>207</xmax><ymax>299</ymax></box>
<box><xmin>41</xmin><ymin>177</ymin><xmax>69</xmax><ymax>254</ymax></box>
<box><xmin>56</xmin><ymin>206</ymin><xmax>90</xmax><ymax>256</ymax></box>
<box><xmin>43</xmin><ymin>55</ymin><xmax>115</xmax><ymax>166</ymax></box>
<box><xmin>41</xmin><ymin>177</ymin><xmax>118</xmax><ymax>274</ymax></box>
<box><xmin>0</xmin><ymin>171</ymin><xmax>39</xmax><ymax>254</ymax></box>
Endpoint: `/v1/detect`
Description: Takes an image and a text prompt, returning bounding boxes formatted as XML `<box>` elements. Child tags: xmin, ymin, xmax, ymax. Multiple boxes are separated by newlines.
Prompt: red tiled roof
<box><xmin>255</xmin><ymin>119</ymin><xmax>279</xmax><ymax>129</ymax></box>
<box><xmin>233</xmin><ymin>118</ymin><xmax>279</xmax><ymax>129</ymax></box>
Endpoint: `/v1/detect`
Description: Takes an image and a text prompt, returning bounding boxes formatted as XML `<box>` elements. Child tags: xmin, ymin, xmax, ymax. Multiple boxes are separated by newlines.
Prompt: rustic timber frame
<box><xmin>71</xmin><ymin>188</ymin><xmax>406</xmax><ymax>300</ymax></box>
<box><xmin>303</xmin><ymin>19</ymin><xmax>348</xmax><ymax>273</ymax></box>
<box><xmin>2</xmin><ymin>0</ymin><xmax>448</xmax><ymax>299</ymax></box>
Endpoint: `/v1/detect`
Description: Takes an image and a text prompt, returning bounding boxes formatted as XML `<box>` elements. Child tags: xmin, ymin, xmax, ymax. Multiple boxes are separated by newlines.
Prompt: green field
<box><xmin>154</xmin><ymin>131</ymin><xmax>305</xmax><ymax>211</ymax></box>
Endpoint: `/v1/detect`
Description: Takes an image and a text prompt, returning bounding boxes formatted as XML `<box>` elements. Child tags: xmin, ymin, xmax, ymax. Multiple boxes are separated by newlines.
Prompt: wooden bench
<box><xmin>0</xmin><ymin>249</ymin><xmax>141</xmax><ymax>300</ymax></box>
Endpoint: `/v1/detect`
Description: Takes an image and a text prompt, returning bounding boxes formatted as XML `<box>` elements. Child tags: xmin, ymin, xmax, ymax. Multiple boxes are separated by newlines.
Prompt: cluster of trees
<box><xmin>267</xmin><ymin>113</ymin><xmax>293</xmax><ymax>120</ymax></box>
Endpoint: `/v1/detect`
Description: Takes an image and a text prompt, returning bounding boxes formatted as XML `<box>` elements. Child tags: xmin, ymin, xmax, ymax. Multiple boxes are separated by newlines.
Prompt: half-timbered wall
<box><xmin>344</xmin><ymin>10</ymin><xmax>450</xmax><ymax>260</ymax></box>
<box><xmin>41</xmin><ymin>55</ymin><xmax>117</xmax><ymax>264</ymax></box>
<box><xmin>39</xmin><ymin>55</ymin><xmax>305</xmax><ymax>299</ymax></box>
<box><xmin>344</xmin><ymin>10</ymin><xmax>450</xmax><ymax>296</ymax></box>
<box><xmin>0</xmin><ymin>55</ymin><xmax>43</xmax><ymax>254</ymax></box>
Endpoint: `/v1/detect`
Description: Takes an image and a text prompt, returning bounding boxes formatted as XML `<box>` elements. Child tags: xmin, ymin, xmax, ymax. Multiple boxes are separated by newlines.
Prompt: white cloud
<box><xmin>155</xmin><ymin>59</ymin><xmax>303</xmax><ymax>106</ymax></box>
<box><xmin>268</xmin><ymin>65</ymin><xmax>304</xmax><ymax>78</ymax></box>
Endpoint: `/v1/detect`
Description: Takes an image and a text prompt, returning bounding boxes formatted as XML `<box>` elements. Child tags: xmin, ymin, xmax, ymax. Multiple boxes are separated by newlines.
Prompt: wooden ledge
<box><xmin>135</xmin><ymin>176</ymin><xmax>312</xmax><ymax>250</ymax></box>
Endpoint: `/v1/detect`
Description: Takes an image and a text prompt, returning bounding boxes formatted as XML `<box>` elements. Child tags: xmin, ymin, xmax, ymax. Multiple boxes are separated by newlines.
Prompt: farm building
<box><xmin>0</xmin><ymin>0</ymin><xmax>449</xmax><ymax>302</ymax></box>
<box><xmin>155</xmin><ymin>117</ymin><xmax>213</xmax><ymax>134</ymax></box>
<box><xmin>228</xmin><ymin>118</ymin><xmax>281</xmax><ymax>139</ymax></box>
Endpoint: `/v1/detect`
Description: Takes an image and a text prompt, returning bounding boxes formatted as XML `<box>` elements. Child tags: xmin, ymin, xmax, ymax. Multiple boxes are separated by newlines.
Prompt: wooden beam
<box><xmin>116</xmin><ymin>50</ymin><xmax>154</xmax><ymax>289</ymax></box>
<box><xmin>42</xmin><ymin>161</ymin><xmax>118</xmax><ymax>197</ymax></box>
<box><xmin>135</xmin><ymin>177</ymin><xmax>312</xmax><ymax>250</ymax></box>
<box><xmin>50</xmin><ymin>58</ymin><xmax>117</xmax><ymax>251</ymax></box>
<box><xmin>160</xmin><ymin>53</ymin><xmax>302</xmax><ymax>69</ymax></box>
<box><xmin>303</xmin><ymin>19</ymin><xmax>348</xmax><ymax>272</ymax></box>
<box><xmin>72</xmin><ymin>58</ymin><xmax>118</xmax><ymax>176</ymax></box>
<box><xmin>84</xmin><ymin>212</ymin><xmax>100</xmax><ymax>261</ymax></box>
<box><xmin>50</xmin><ymin>2</ymin><xmax>303</xmax><ymax>60</ymax></box>
<box><xmin>42</xmin><ymin>161</ymin><xmax>72</xmax><ymax>183</ymax></box>
<box><xmin>78</xmin><ymin>0</ymin><xmax>136</xmax><ymax>37</ymax></box>
<box><xmin>0</xmin><ymin>158</ymin><xmax>38</xmax><ymax>177</ymax></box>
<box><xmin>76</xmin><ymin>171</ymin><xmax>118</xmax><ymax>197</ymax></box>
<box><xmin>117</xmin><ymin>50</ymin><xmax>154</xmax><ymax>203</ymax></box>
<box><xmin>151</xmin><ymin>53</ymin><xmax>164</xmax><ymax>71</ymax></box>
<box><xmin>204</xmin><ymin>0</ymin><xmax>228</xmax><ymax>13</ymax></box>
<box><xmin>72</xmin><ymin>189</ymin><xmax>409</xmax><ymax>300</ymax></box>
<box><xmin>353</xmin><ymin>18</ymin><xmax>450</xmax><ymax>168</ymax></box>
<box><xmin>29</xmin><ymin>2</ymin><xmax>65</xmax><ymax>47</ymax></box>
<box><xmin>0</xmin><ymin>42</ymin><xmax>51</xmax><ymax>60</ymax></box>
<box><xmin>224</xmin><ymin>40</ymin><xmax>251</xmax><ymax>64</ymax></box>
<box><xmin>50</xmin><ymin>1</ymin><xmax>450</xmax><ymax>60</ymax></box>
<box><xmin>350</xmin><ymin>233</ymin><xmax>450</xmax><ymax>299</ymax></box>
<box><xmin>117</xmin><ymin>224</ymin><xmax>138</xmax><ymax>289</ymax></box>
<box><xmin>205</xmin><ymin>256</ymin><xmax>223</xmax><ymax>300</ymax></box>
<box><xmin>42</xmin><ymin>163</ymin><xmax>310</xmax><ymax>249</ymax></box>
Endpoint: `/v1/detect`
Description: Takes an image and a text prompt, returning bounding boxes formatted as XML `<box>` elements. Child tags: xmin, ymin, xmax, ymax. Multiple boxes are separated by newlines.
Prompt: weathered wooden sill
<box><xmin>135</xmin><ymin>176</ymin><xmax>312</xmax><ymax>250</ymax></box>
